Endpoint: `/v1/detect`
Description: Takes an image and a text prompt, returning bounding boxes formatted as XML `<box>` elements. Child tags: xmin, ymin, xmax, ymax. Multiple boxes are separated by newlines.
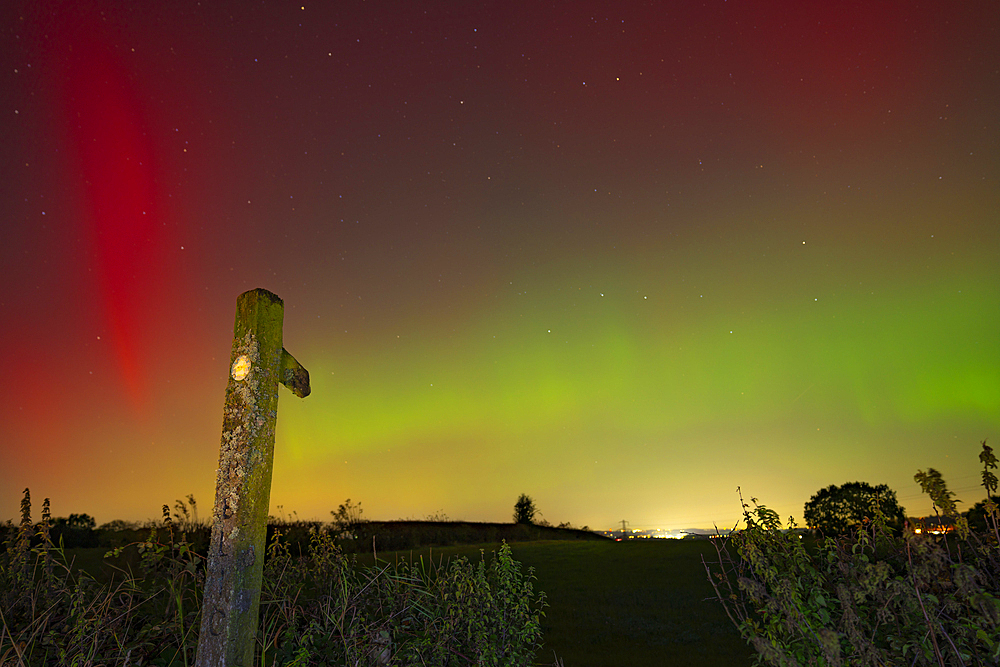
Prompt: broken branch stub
<box><xmin>195</xmin><ymin>288</ymin><xmax>310</xmax><ymax>667</ymax></box>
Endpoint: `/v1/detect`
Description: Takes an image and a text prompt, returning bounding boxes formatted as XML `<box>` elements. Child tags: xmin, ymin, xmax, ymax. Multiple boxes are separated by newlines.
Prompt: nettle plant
<box><xmin>258</xmin><ymin>530</ymin><xmax>547</xmax><ymax>667</ymax></box>
<box><xmin>705</xmin><ymin>441</ymin><xmax>1000</xmax><ymax>667</ymax></box>
<box><xmin>1</xmin><ymin>496</ymin><xmax>546</xmax><ymax>667</ymax></box>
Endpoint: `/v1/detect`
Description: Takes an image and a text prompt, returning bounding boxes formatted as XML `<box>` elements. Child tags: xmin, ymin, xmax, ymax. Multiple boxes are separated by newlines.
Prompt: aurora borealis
<box><xmin>2</xmin><ymin>1</ymin><xmax>997</xmax><ymax>531</ymax></box>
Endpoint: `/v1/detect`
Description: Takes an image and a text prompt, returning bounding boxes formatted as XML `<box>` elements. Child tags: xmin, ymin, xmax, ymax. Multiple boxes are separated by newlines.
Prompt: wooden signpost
<box><xmin>195</xmin><ymin>288</ymin><xmax>310</xmax><ymax>667</ymax></box>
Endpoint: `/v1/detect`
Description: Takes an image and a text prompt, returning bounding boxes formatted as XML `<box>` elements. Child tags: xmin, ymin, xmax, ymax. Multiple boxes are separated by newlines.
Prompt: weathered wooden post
<box><xmin>195</xmin><ymin>288</ymin><xmax>310</xmax><ymax>667</ymax></box>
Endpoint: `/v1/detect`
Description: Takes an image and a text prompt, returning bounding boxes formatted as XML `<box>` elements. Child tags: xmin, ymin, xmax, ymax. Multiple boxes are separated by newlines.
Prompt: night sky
<box><xmin>2</xmin><ymin>1</ymin><xmax>998</xmax><ymax>532</ymax></box>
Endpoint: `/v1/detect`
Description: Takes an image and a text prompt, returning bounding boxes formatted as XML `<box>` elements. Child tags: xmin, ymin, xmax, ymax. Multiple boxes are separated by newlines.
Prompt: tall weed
<box><xmin>1</xmin><ymin>493</ymin><xmax>546</xmax><ymax>666</ymax></box>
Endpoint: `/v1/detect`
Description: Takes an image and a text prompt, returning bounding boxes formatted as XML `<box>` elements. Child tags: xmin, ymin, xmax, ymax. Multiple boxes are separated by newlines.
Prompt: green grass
<box><xmin>361</xmin><ymin>539</ymin><xmax>755</xmax><ymax>667</ymax></box>
<box><xmin>62</xmin><ymin>534</ymin><xmax>755</xmax><ymax>666</ymax></box>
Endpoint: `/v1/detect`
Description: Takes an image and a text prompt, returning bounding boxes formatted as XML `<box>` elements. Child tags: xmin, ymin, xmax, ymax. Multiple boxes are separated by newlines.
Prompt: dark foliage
<box><xmin>51</xmin><ymin>514</ymin><xmax>99</xmax><ymax>548</ymax></box>
<box><xmin>802</xmin><ymin>481</ymin><xmax>906</xmax><ymax>536</ymax></box>
<box><xmin>330</xmin><ymin>497</ymin><xmax>366</xmax><ymax>537</ymax></box>
<box><xmin>0</xmin><ymin>490</ymin><xmax>549</xmax><ymax>666</ymax></box>
<box><xmin>346</xmin><ymin>520</ymin><xmax>606</xmax><ymax>553</ymax></box>
<box><xmin>967</xmin><ymin>496</ymin><xmax>1000</xmax><ymax>533</ymax></box>
<box><xmin>514</xmin><ymin>493</ymin><xmax>538</xmax><ymax>525</ymax></box>
<box><xmin>706</xmin><ymin>441</ymin><xmax>1000</xmax><ymax>667</ymax></box>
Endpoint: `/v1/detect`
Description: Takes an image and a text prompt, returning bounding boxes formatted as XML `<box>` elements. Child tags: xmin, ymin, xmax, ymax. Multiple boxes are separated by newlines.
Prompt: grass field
<box><xmin>63</xmin><ymin>536</ymin><xmax>754</xmax><ymax>666</ymax></box>
<box><xmin>360</xmin><ymin>539</ymin><xmax>755</xmax><ymax>667</ymax></box>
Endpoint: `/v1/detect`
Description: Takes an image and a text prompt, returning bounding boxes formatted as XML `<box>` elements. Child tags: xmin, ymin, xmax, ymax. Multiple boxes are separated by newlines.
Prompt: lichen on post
<box><xmin>195</xmin><ymin>288</ymin><xmax>310</xmax><ymax>667</ymax></box>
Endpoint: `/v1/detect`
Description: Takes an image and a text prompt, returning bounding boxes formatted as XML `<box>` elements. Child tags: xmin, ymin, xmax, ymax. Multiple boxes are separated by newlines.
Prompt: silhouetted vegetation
<box><xmin>48</xmin><ymin>513</ymin><xmax>98</xmax><ymax>548</ymax></box>
<box><xmin>329</xmin><ymin>497</ymin><xmax>367</xmax><ymax>537</ymax></box>
<box><xmin>1</xmin><ymin>492</ymin><xmax>550</xmax><ymax>666</ymax></box>
<box><xmin>802</xmin><ymin>481</ymin><xmax>906</xmax><ymax>536</ymax></box>
<box><xmin>513</xmin><ymin>493</ymin><xmax>538</xmax><ymax>525</ymax></box>
<box><xmin>348</xmin><ymin>520</ymin><xmax>603</xmax><ymax>554</ymax></box>
<box><xmin>967</xmin><ymin>495</ymin><xmax>1000</xmax><ymax>533</ymax></box>
<box><xmin>0</xmin><ymin>498</ymin><xmax>603</xmax><ymax>564</ymax></box>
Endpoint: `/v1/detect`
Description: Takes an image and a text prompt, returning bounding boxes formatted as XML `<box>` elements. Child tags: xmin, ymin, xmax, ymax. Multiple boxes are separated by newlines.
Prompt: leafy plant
<box><xmin>0</xmin><ymin>490</ymin><xmax>206</xmax><ymax>666</ymax></box>
<box><xmin>2</xmin><ymin>492</ymin><xmax>548</xmax><ymax>666</ymax></box>
<box><xmin>705</xmin><ymin>440</ymin><xmax>1000</xmax><ymax>666</ymax></box>
<box><xmin>256</xmin><ymin>528</ymin><xmax>546</xmax><ymax>666</ymax></box>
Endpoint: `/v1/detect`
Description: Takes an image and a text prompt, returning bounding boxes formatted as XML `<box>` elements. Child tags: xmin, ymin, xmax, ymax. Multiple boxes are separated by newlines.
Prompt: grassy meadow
<box><xmin>5</xmin><ymin>502</ymin><xmax>754</xmax><ymax>666</ymax></box>
<box><xmin>357</xmin><ymin>539</ymin><xmax>754</xmax><ymax>667</ymax></box>
<box><xmin>59</xmin><ymin>535</ymin><xmax>753</xmax><ymax>666</ymax></box>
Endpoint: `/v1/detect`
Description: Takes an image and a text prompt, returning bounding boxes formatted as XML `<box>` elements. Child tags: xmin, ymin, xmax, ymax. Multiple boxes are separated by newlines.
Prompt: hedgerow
<box><xmin>705</xmin><ymin>441</ymin><xmax>1000</xmax><ymax>666</ymax></box>
<box><xmin>1</xmin><ymin>495</ymin><xmax>546</xmax><ymax>666</ymax></box>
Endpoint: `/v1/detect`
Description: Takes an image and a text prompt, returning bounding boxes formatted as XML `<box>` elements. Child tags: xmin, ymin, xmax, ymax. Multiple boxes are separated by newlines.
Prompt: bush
<box><xmin>330</xmin><ymin>497</ymin><xmax>367</xmax><ymax>538</ymax></box>
<box><xmin>705</xmin><ymin>441</ymin><xmax>1000</xmax><ymax>666</ymax></box>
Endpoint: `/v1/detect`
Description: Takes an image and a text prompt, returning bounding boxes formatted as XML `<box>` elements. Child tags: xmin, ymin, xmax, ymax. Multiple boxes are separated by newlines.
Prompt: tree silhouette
<box><xmin>513</xmin><ymin>494</ymin><xmax>537</xmax><ymax>525</ymax></box>
<box><xmin>56</xmin><ymin>513</ymin><xmax>96</xmax><ymax>530</ymax></box>
<box><xmin>803</xmin><ymin>482</ymin><xmax>906</xmax><ymax>536</ymax></box>
<box><xmin>966</xmin><ymin>495</ymin><xmax>1000</xmax><ymax>533</ymax></box>
<box><xmin>52</xmin><ymin>513</ymin><xmax>98</xmax><ymax>547</ymax></box>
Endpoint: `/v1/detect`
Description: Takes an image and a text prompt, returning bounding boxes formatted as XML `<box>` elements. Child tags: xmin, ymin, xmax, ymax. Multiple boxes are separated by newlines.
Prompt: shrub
<box><xmin>330</xmin><ymin>497</ymin><xmax>367</xmax><ymax>538</ymax></box>
<box><xmin>705</xmin><ymin>440</ymin><xmax>1000</xmax><ymax>666</ymax></box>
